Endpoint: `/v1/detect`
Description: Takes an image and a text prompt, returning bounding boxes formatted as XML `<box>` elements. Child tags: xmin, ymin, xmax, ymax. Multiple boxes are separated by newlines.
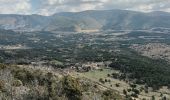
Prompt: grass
<box><xmin>71</xmin><ymin>68</ymin><xmax>170</xmax><ymax>99</ymax></box>
<box><xmin>71</xmin><ymin>68</ymin><xmax>130</xmax><ymax>93</ymax></box>
<box><xmin>81</xmin><ymin>69</ymin><xmax>116</xmax><ymax>81</ymax></box>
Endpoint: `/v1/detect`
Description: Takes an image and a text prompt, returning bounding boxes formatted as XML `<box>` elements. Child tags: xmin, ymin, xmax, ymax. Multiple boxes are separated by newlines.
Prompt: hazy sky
<box><xmin>0</xmin><ymin>0</ymin><xmax>170</xmax><ymax>15</ymax></box>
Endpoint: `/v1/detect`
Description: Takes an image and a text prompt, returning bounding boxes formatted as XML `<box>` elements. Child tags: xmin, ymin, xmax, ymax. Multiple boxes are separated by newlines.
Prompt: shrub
<box><xmin>123</xmin><ymin>89</ymin><xmax>127</xmax><ymax>95</ymax></box>
<box><xmin>131</xmin><ymin>93</ymin><xmax>138</xmax><ymax>98</ymax></box>
<box><xmin>102</xmin><ymin>90</ymin><xmax>123</xmax><ymax>100</ymax></box>
<box><xmin>127</xmin><ymin>88</ymin><xmax>131</xmax><ymax>92</ymax></box>
<box><xmin>62</xmin><ymin>76</ymin><xmax>82</xmax><ymax>100</ymax></box>
<box><xmin>12</xmin><ymin>80</ymin><xmax>23</xmax><ymax>87</ymax></box>
<box><xmin>115</xmin><ymin>83</ymin><xmax>120</xmax><ymax>87</ymax></box>
<box><xmin>0</xmin><ymin>80</ymin><xmax>6</xmax><ymax>92</ymax></box>
<box><xmin>0</xmin><ymin>64</ymin><xmax>6</xmax><ymax>69</ymax></box>
<box><xmin>132</xmin><ymin>88</ymin><xmax>140</xmax><ymax>94</ymax></box>
<box><xmin>99</xmin><ymin>78</ymin><xmax>105</xmax><ymax>84</ymax></box>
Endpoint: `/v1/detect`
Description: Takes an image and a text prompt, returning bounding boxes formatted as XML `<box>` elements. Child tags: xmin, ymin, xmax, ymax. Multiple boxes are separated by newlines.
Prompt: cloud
<box><xmin>0</xmin><ymin>0</ymin><xmax>31</xmax><ymax>14</ymax></box>
<box><xmin>35</xmin><ymin>0</ymin><xmax>170</xmax><ymax>15</ymax></box>
<box><xmin>0</xmin><ymin>0</ymin><xmax>170</xmax><ymax>15</ymax></box>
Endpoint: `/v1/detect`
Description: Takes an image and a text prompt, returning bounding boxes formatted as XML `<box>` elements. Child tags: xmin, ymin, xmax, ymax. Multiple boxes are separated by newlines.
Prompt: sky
<box><xmin>0</xmin><ymin>0</ymin><xmax>170</xmax><ymax>15</ymax></box>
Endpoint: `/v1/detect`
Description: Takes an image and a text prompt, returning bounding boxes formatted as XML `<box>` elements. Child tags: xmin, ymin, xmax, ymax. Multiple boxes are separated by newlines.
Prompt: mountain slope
<box><xmin>0</xmin><ymin>14</ymin><xmax>49</xmax><ymax>31</ymax></box>
<box><xmin>0</xmin><ymin>10</ymin><xmax>170</xmax><ymax>31</ymax></box>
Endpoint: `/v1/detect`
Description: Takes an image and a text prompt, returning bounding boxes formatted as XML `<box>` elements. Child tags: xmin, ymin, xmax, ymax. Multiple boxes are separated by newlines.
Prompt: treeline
<box><xmin>109</xmin><ymin>52</ymin><xmax>170</xmax><ymax>89</ymax></box>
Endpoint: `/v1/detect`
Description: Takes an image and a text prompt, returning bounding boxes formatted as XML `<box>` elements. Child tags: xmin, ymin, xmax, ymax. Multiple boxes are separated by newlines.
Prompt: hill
<box><xmin>0</xmin><ymin>64</ymin><xmax>124</xmax><ymax>100</ymax></box>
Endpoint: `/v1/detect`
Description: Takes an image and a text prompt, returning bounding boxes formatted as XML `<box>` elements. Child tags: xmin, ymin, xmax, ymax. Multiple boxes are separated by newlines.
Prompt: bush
<box><xmin>130</xmin><ymin>84</ymin><xmax>137</xmax><ymax>88</ymax></box>
<box><xmin>102</xmin><ymin>90</ymin><xmax>123</xmax><ymax>100</ymax></box>
<box><xmin>107</xmin><ymin>74</ymin><xmax>111</xmax><ymax>77</ymax></box>
<box><xmin>132</xmin><ymin>88</ymin><xmax>140</xmax><ymax>94</ymax></box>
<box><xmin>123</xmin><ymin>89</ymin><xmax>127</xmax><ymax>95</ymax></box>
<box><xmin>127</xmin><ymin>88</ymin><xmax>131</xmax><ymax>92</ymax></box>
<box><xmin>62</xmin><ymin>76</ymin><xmax>82</xmax><ymax>100</ymax></box>
<box><xmin>99</xmin><ymin>78</ymin><xmax>105</xmax><ymax>84</ymax></box>
<box><xmin>0</xmin><ymin>80</ymin><xmax>6</xmax><ymax>92</ymax></box>
<box><xmin>115</xmin><ymin>83</ymin><xmax>120</xmax><ymax>87</ymax></box>
<box><xmin>12</xmin><ymin>80</ymin><xmax>23</xmax><ymax>87</ymax></box>
<box><xmin>131</xmin><ymin>93</ymin><xmax>138</xmax><ymax>98</ymax></box>
<box><xmin>151</xmin><ymin>96</ymin><xmax>155</xmax><ymax>100</ymax></box>
<box><xmin>0</xmin><ymin>64</ymin><xmax>6</xmax><ymax>69</ymax></box>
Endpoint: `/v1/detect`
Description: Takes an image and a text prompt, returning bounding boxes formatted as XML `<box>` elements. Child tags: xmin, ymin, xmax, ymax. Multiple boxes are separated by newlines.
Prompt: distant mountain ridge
<box><xmin>0</xmin><ymin>9</ymin><xmax>170</xmax><ymax>32</ymax></box>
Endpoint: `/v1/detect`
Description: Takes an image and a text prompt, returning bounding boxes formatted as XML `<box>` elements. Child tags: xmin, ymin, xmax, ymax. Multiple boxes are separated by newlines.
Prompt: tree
<box><xmin>115</xmin><ymin>83</ymin><xmax>120</xmax><ymax>87</ymax></box>
<box><xmin>131</xmin><ymin>93</ymin><xmax>138</xmax><ymax>98</ymax></box>
<box><xmin>107</xmin><ymin>74</ymin><xmax>111</xmax><ymax>77</ymax></box>
<box><xmin>62</xmin><ymin>76</ymin><xmax>82</xmax><ymax>100</ymax></box>
<box><xmin>151</xmin><ymin>96</ymin><xmax>155</xmax><ymax>100</ymax></box>
<box><xmin>123</xmin><ymin>89</ymin><xmax>127</xmax><ymax>95</ymax></box>
<box><xmin>132</xmin><ymin>88</ymin><xmax>140</xmax><ymax>95</ymax></box>
<box><xmin>99</xmin><ymin>78</ymin><xmax>105</xmax><ymax>84</ymax></box>
<box><xmin>102</xmin><ymin>90</ymin><xmax>123</xmax><ymax>100</ymax></box>
<box><xmin>162</xmin><ymin>96</ymin><xmax>167</xmax><ymax>100</ymax></box>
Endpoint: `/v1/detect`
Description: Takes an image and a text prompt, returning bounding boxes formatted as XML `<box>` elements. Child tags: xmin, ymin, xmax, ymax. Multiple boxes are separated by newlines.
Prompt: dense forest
<box><xmin>109</xmin><ymin>50</ymin><xmax>170</xmax><ymax>90</ymax></box>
